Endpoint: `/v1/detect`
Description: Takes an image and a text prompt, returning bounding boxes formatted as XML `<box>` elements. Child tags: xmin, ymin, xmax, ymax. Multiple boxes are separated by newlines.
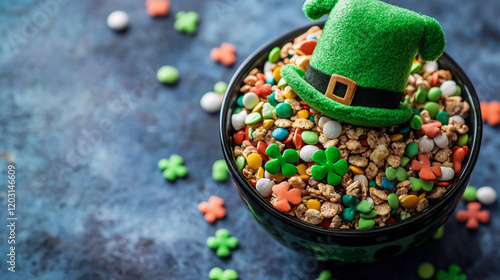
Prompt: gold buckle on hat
<box><xmin>325</xmin><ymin>74</ymin><xmax>357</xmax><ymax>106</ymax></box>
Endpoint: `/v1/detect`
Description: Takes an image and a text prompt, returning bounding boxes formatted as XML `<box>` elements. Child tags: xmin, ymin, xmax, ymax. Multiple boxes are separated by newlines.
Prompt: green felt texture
<box><xmin>281</xmin><ymin>66</ymin><xmax>413</xmax><ymax>127</ymax></box>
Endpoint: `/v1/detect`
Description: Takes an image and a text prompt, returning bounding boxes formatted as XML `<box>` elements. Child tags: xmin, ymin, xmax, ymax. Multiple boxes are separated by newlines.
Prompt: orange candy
<box><xmin>298</xmin><ymin>39</ymin><xmax>318</xmax><ymax>55</ymax></box>
<box><xmin>271</xmin><ymin>182</ymin><xmax>302</xmax><ymax>212</ymax></box>
<box><xmin>211</xmin><ymin>43</ymin><xmax>237</xmax><ymax>66</ymax></box>
<box><xmin>420</xmin><ymin>121</ymin><xmax>442</xmax><ymax>138</ymax></box>
<box><xmin>198</xmin><ymin>196</ymin><xmax>226</xmax><ymax>223</ymax></box>
<box><xmin>293</xmin><ymin>128</ymin><xmax>304</xmax><ymax>150</ymax></box>
<box><xmin>431</xmin><ymin>72</ymin><xmax>439</xmax><ymax>86</ymax></box>
<box><xmin>452</xmin><ymin>145</ymin><xmax>468</xmax><ymax>175</ymax></box>
<box><xmin>456</xmin><ymin>202</ymin><xmax>490</xmax><ymax>229</ymax></box>
<box><xmin>481</xmin><ymin>100</ymin><xmax>500</xmax><ymax>126</ymax></box>
<box><xmin>411</xmin><ymin>154</ymin><xmax>442</xmax><ymax>181</ymax></box>
<box><xmin>234</xmin><ymin>130</ymin><xmax>244</xmax><ymax>145</ymax></box>
<box><xmin>145</xmin><ymin>0</ymin><xmax>170</xmax><ymax>17</ymax></box>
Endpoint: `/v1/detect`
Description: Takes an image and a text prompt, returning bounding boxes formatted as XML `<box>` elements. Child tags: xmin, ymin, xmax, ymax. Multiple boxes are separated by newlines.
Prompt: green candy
<box><xmin>157</xmin><ymin>65</ymin><xmax>179</xmax><ymax>84</ymax></box>
<box><xmin>209</xmin><ymin>267</ymin><xmax>239</xmax><ymax>280</ymax></box>
<box><xmin>309</xmin><ymin>113</ymin><xmax>315</xmax><ymax>124</ymax></box>
<box><xmin>415</xmin><ymin>86</ymin><xmax>427</xmax><ymax>104</ymax></box>
<box><xmin>356</xmin><ymin>200</ymin><xmax>372</xmax><ymax>213</ymax></box>
<box><xmin>277</xmin><ymin>76</ymin><xmax>288</xmax><ymax>88</ymax></box>
<box><xmin>358</xmin><ymin>218</ymin><xmax>375</xmax><ymax>229</ymax></box>
<box><xmin>236</xmin><ymin>156</ymin><xmax>246</xmax><ymax>170</ymax></box>
<box><xmin>423</xmin><ymin>102</ymin><xmax>440</xmax><ymax>118</ymax></box>
<box><xmin>427</xmin><ymin>87</ymin><xmax>442</xmax><ymax>101</ymax></box>
<box><xmin>409</xmin><ymin>177</ymin><xmax>434</xmax><ymax>192</ymax></box>
<box><xmin>315</xmin><ymin>270</ymin><xmax>336</xmax><ymax>280</ymax></box>
<box><xmin>245</xmin><ymin>112</ymin><xmax>262</xmax><ymax>125</ymax></box>
<box><xmin>359</xmin><ymin>210</ymin><xmax>377</xmax><ymax>219</ymax></box>
<box><xmin>158</xmin><ymin>155</ymin><xmax>188</xmax><ymax>181</ymax></box>
<box><xmin>411</xmin><ymin>62</ymin><xmax>422</xmax><ymax>74</ymax></box>
<box><xmin>454</xmin><ymin>85</ymin><xmax>462</xmax><ymax>96</ymax></box>
<box><xmin>248</xmin><ymin>127</ymin><xmax>254</xmax><ymax>140</ymax></box>
<box><xmin>237</xmin><ymin>96</ymin><xmax>244</xmax><ymax>107</ymax></box>
<box><xmin>233</xmin><ymin>107</ymin><xmax>243</xmax><ymax>115</ymax></box>
<box><xmin>262</xmin><ymin>103</ymin><xmax>275</xmax><ymax>119</ymax></box>
<box><xmin>301</xmin><ymin>131</ymin><xmax>319</xmax><ymax>144</ymax></box>
<box><xmin>212</xmin><ymin>160</ymin><xmax>229</xmax><ymax>182</ymax></box>
<box><xmin>311</xmin><ymin>147</ymin><xmax>348</xmax><ymax>186</ymax></box>
<box><xmin>436</xmin><ymin>111</ymin><xmax>450</xmax><ymax>125</ymax></box>
<box><xmin>457</xmin><ymin>134</ymin><xmax>469</xmax><ymax>147</ymax></box>
<box><xmin>207</xmin><ymin>229</ymin><xmax>239</xmax><ymax>258</ymax></box>
<box><xmin>433</xmin><ymin>226</ymin><xmax>444</xmax><ymax>240</ymax></box>
<box><xmin>418</xmin><ymin>262</ymin><xmax>435</xmax><ymax>279</ymax></box>
<box><xmin>214</xmin><ymin>81</ymin><xmax>228</xmax><ymax>95</ymax></box>
<box><xmin>369</xmin><ymin>180</ymin><xmax>378</xmax><ymax>189</ymax></box>
<box><xmin>463</xmin><ymin>185</ymin><xmax>477</xmax><ymax>202</ymax></box>
<box><xmin>268</xmin><ymin>92</ymin><xmax>279</xmax><ymax>106</ymax></box>
<box><xmin>412</xmin><ymin>108</ymin><xmax>421</xmax><ymax>116</ymax></box>
<box><xmin>401</xmin><ymin>156</ymin><xmax>410</xmax><ymax>167</ymax></box>
<box><xmin>268</xmin><ymin>46</ymin><xmax>281</xmax><ymax>63</ymax></box>
<box><xmin>410</xmin><ymin>115</ymin><xmax>423</xmax><ymax>130</ymax></box>
<box><xmin>275</xmin><ymin>102</ymin><xmax>293</xmax><ymax>118</ymax></box>
<box><xmin>405</xmin><ymin>142</ymin><xmax>419</xmax><ymax>158</ymax></box>
<box><xmin>341</xmin><ymin>195</ymin><xmax>358</xmax><ymax>222</ymax></box>
<box><xmin>174</xmin><ymin>11</ymin><xmax>199</xmax><ymax>34</ymax></box>
<box><xmin>386</xmin><ymin>166</ymin><xmax>407</xmax><ymax>181</ymax></box>
<box><xmin>388</xmin><ymin>193</ymin><xmax>399</xmax><ymax>210</ymax></box>
<box><xmin>265</xmin><ymin>144</ymin><xmax>299</xmax><ymax>177</ymax></box>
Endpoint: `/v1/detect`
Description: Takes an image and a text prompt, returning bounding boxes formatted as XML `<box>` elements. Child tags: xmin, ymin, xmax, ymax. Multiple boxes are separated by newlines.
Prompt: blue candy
<box><xmin>272</xmin><ymin>127</ymin><xmax>289</xmax><ymax>141</ymax></box>
<box><xmin>266</xmin><ymin>76</ymin><xmax>275</xmax><ymax>85</ymax></box>
<box><xmin>381</xmin><ymin>177</ymin><xmax>396</xmax><ymax>191</ymax></box>
<box><xmin>306</xmin><ymin>34</ymin><xmax>318</xmax><ymax>40</ymax></box>
<box><xmin>397</xmin><ymin>126</ymin><xmax>410</xmax><ymax>134</ymax></box>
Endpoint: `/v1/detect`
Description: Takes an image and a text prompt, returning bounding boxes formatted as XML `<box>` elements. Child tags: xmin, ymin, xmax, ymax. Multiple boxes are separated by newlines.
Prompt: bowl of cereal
<box><xmin>220</xmin><ymin>22</ymin><xmax>482</xmax><ymax>263</ymax></box>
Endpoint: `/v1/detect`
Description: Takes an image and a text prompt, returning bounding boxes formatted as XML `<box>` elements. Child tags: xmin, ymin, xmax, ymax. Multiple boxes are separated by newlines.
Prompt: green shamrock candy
<box><xmin>158</xmin><ymin>155</ymin><xmax>188</xmax><ymax>181</ymax></box>
<box><xmin>358</xmin><ymin>218</ymin><xmax>375</xmax><ymax>229</ymax></box>
<box><xmin>341</xmin><ymin>195</ymin><xmax>358</xmax><ymax>222</ymax></box>
<box><xmin>209</xmin><ymin>267</ymin><xmax>239</xmax><ymax>280</ymax></box>
<box><xmin>315</xmin><ymin>270</ymin><xmax>338</xmax><ymax>280</ymax></box>
<box><xmin>212</xmin><ymin>160</ymin><xmax>229</xmax><ymax>182</ymax></box>
<box><xmin>409</xmin><ymin>177</ymin><xmax>434</xmax><ymax>192</ymax></box>
<box><xmin>265</xmin><ymin>144</ymin><xmax>299</xmax><ymax>177</ymax></box>
<box><xmin>385</xmin><ymin>166</ymin><xmax>407</xmax><ymax>182</ymax></box>
<box><xmin>311</xmin><ymin>146</ymin><xmax>348</xmax><ymax>186</ymax></box>
<box><xmin>436</xmin><ymin>264</ymin><xmax>467</xmax><ymax>280</ymax></box>
<box><xmin>174</xmin><ymin>11</ymin><xmax>199</xmax><ymax>34</ymax></box>
<box><xmin>359</xmin><ymin>210</ymin><xmax>377</xmax><ymax>219</ymax></box>
<box><xmin>207</xmin><ymin>229</ymin><xmax>239</xmax><ymax>258</ymax></box>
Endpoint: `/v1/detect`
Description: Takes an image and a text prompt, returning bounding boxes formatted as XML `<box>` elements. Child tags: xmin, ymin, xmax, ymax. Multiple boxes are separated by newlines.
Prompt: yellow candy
<box><xmin>263</xmin><ymin>120</ymin><xmax>275</xmax><ymax>130</ymax></box>
<box><xmin>401</xmin><ymin>195</ymin><xmax>419</xmax><ymax>208</ymax></box>
<box><xmin>390</xmin><ymin>134</ymin><xmax>403</xmax><ymax>142</ymax></box>
<box><xmin>252</xmin><ymin>102</ymin><xmax>264</xmax><ymax>113</ymax></box>
<box><xmin>306</xmin><ymin>199</ymin><xmax>321</xmax><ymax>211</ymax></box>
<box><xmin>247</xmin><ymin>153</ymin><xmax>262</xmax><ymax>169</ymax></box>
<box><xmin>299</xmin><ymin>174</ymin><xmax>310</xmax><ymax>181</ymax></box>
<box><xmin>349</xmin><ymin>165</ymin><xmax>364</xmax><ymax>175</ymax></box>
<box><xmin>257</xmin><ymin>167</ymin><xmax>264</xmax><ymax>178</ymax></box>
<box><xmin>418</xmin><ymin>192</ymin><xmax>426</xmax><ymax>200</ymax></box>
<box><xmin>297</xmin><ymin>164</ymin><xmax>308</xmax><ymax>175</ymax></box>
<box><xmin>283</xmin><ymin>90</ymin><xmax>297</xmax><ymax>99</ymax></box>
<box><xmin>273</xmin><ymin>66</ymin><xmax>282</xmax><ymax>82</ymax></box>
<box><xmin>296</xmin><ymin>109</ymin><xmax>309</xmax><ymax>119</ymax></box>
<box><xmin>274</xmin><ymin>172</ymin><xmax>285</xmax><ymax>181</ymax></box>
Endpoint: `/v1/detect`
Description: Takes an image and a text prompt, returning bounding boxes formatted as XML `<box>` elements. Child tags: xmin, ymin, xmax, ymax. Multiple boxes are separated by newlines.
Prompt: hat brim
<box><xmin>281</xmin><ymin>65</ymin><xmax>413</xmax><ymax>127</ymax></box>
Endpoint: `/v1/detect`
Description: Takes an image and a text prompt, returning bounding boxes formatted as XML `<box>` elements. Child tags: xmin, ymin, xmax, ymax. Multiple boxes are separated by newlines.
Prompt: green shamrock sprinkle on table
<box><xmin>207</xmin><ymin>229</ymin><xmax>239</xmax><ymax>258</ymax></box>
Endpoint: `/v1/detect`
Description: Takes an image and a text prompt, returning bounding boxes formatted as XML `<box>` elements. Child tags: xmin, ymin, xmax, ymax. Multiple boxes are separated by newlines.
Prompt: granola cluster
<box><xmin>231</xmin><ymin>26</ymin><xmax>471</xmax><ymax>230</ymax></box>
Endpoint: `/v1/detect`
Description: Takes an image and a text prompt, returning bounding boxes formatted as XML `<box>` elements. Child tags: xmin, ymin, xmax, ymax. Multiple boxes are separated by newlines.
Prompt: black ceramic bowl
<box><xmin>220</xmin><ymin>22</ymin><xmax>482</xmax><ymax>263</ymax></box>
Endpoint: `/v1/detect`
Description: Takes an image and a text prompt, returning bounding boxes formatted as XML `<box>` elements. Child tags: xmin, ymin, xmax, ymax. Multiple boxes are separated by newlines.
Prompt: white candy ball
<box><xmin>433</xmin><ymin>132</ymin><xmax>449</xmax><ymax>149</ymax></box>
<box><xmin>450</xmin><ymin>115</ymin><xmax>465</xmax><ymax>124</ymax></box>
<box><xmin>477</xmin><ymin>186</ymin><xmax>497</xmax><ymax>205</ymax></box>
<box><xmin>438</xmin><ymin>167</ymin><xmax>454</xmax><ymax>181</ymax></box>
<box><xmin>256</xmin><ymin>178</ymin><xmax>274</xmax><ymax>197</ymax></box>
<box><xmin>353</xmin><ymin>174</ymin><xmax>368</xmax><ymax>187</ymax></box>
<box><xmin>440</xmin><ymin>80</ymin><xmax>457</xmax><ymax>97</ymax></box>
<box><xmin>423</xmin><ymin>61</ymin><xmax>438</xmax><ymax>73</ymax></box>
<box><xmin>231</xmin><ymin>110</ymin><xmax>247</xmax><ymax>131</ymax></box>
<box><xmin>200</xmin><ymin>92</ymin><xmax>222</xmax><ymax>113</ymax></box>
<box><xmin>419</xmin><ymin>135</ymin><xmax>435</xmax><ymax>153</ymax></box>
<box><xmin>323</xmin><ymin>120</ymin><xmax>342</xmax><ymax>139</ymax></box>
<box><xmin>318</xmin><ymin>116</ymin><xmax>331</xmax><ymax>128</ymax></box>
<box><xmin>107</xmin><ymin>11</ymin><xmax>129</xmax><ymax>31</ymax></box>
<box><xmin>366</xmin><ymin>197</ymin><xmax>374</xmax><ymax>208</ymax></box>
<box><xmin>300</xmin><ymin>145</ymin><xmax>319</xmax><ymax>162</ymax></box>
<box><xmin>242</xmin><ymin>92</ymin><xmax>259</xmax><ymax>109</ymax></box>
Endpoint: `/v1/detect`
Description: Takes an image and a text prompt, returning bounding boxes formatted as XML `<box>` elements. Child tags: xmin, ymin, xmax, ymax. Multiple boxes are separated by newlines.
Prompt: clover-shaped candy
<box><xmin>209</xmin><ymin>267</ymin><xmax>239</xmax><ymax>280</ymax></box>
<box><xmin>174</xmin><ymin>11</ymin><xmax>199</xmax><ymax>34</ymax></box>
<box><xmin>158</xmin><ymin>155</ymin><xmax>188</xmax><ymax>181</ymax></box>
<box><xmin>409</xmin><ymin>177</ymin><xmax>434</xmax><ymax>192</ymax></box>
<box><xmin>272</xmin><ymin>182</ymin><xmax>302</xmax><ymax>212</ymax></box>
<box><xmin>385</xmin><ymin>166</ymin><xmax>407</xmax><ymax>182</ymax></box>
<box><xmin>456</xmin><ymin>202</ymin><xmax>490</xmax><ymax>230</ymax></box>
<box><xmin>436</xmin><ymin>264</ymin><xmax>467</xmax><ymax>280</ymax></box>
<box><xmin>207</xmin><ymin>229</ymin><xmax>239</xmax><ymax>258</ymax></box>
<box><xmin>341</xmin><ymin>195</ymin><xmax>374</xmax><ymax>224</ymax></box>
<box><xmin>265</xmin><ymin>144</ymin><xmax>299</xmax><ymax>177</ymax></box>
<box><xmin>311</xmin><ymin>147</ymin><xmax>348</xmax><ymax>186</ymax></box>
<box><xmin>411</xmin><ymin>154</ymin><xmax>442</xmax><ymax>181</ymax></box>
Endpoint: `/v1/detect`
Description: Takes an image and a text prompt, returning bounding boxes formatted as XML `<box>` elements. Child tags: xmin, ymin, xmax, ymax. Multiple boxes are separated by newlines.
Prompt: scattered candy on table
<box><xmin>463</xmin><ymin>186</ymin><xmax>477</xmax><ymax>202</ymax></box>
<box><xmin>157</xmin><ymin>65</ymin><xmax>179</xmax><ymax>84</ymax></box>
<box><xmin>214</xmin><ymin>81</ymin><xmax>228</xmax><ymax>95</ymax></box>
<box><xmin>158</xmin><ymin>155</ymin><xmax>187</xmax><ymax>181</ymax></box>
<box><xmin>211</xmin><ymin>43</ymin><xmax>237</xmax><ymax>66</ymax></box>
<box><xmin>174</xmin><ymin>11</ymin><xmax>199</xmax><ymax>34</ymax></box>
<box><xmin>418</xmin><ymin>262</ymin><xmax>435</xmax><ymax>279</ymax></box>
<box><xmin>456</xmin><ymin>202</ymin><xmax>490</xmax><ymax>229</ymax></box>
<box><xmin>436</xmin><ymin>264</ymin><xmax>467</xmax><ymax>280</ymax></box>
<box><xmin>209</xmin><ymin>267</ymin><xmax>239</xmax><ymax>280</ymax></box>
<box><xmin>315</xmin><ymin>270</ymin><xmax>337</xmax><ymax>280</ymax></box>
<box><xmin>201</xmin><ymin>92</ymin><xmax>223</xmax><ymax>113</ymax></box>
<box><xmin>207</xmin><ymin>229</ymin><xmax>239</xmax><ymax>258</ymax></box>
<box><xmin>107</xmin><ymin>11</ymin><xmax>129</xmax><ymax>31</ymax></box>
<box><xmin>198</xmin><ymin>196</ymin><xmax>226</xmax><ymax>223</ymax></box>
<box><xmin>480</xmin><ymin>100</ymin><xmax>500</xmax><ymax>126</ymax></box>
<box><xmin>212</xmin><ymin>159</ymin><xmax>229</xmax><ymax>182</ymax></box>
<box><xmin>145</xmin><ymin>0</ymin><xmax>170</xmax><ymax>17</ymax></box>
<box><xmin>476</xmin><ymin>186</ymin><xmax>497</xmax><ymax>205</ymax></box>
<box><xmin>432</xmin><ymin>226</ymin><xmax>444</xmax><ymax>240</ymax></box>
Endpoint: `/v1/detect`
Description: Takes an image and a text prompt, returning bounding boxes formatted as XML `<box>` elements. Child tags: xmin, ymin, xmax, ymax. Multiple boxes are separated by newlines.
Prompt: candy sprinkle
<box><xmin>207</xmin><ymin>229</ymin><xmax>239</xmax><ymax>258</ymax></box>
<box><xmin>198</xmin><ymin>196</ymin><xmax>226</xmax><ymax>223</ymax></box>
<box><xmin>107</xmin><ymin>11</ymin><xmax>129</xmax><ymax>31</ymax></box>
<box><xmin>418</xmin><ymin>262</ymin><xmax>435</xmax><ymax>279</ymax></box>
<box><xmin>157</xmin><ymin>65</ymin><xmax>179</xmax><ymax>85</ymax></box>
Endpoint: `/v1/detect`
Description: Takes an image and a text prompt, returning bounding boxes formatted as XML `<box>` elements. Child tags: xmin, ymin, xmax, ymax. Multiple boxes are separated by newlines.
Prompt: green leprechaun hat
<box><xmin>281</xmin><ymin>0</ymin><xmax>446</xmax><ymax>127</ymax></box>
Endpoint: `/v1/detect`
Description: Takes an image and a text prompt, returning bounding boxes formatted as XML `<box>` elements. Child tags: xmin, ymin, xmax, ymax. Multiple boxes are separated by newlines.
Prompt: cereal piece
<box><xmin>320</xmin><ymin>202</ymin><xmax>341</xmax><ymax>218</ymax></box>
<box><xmin>107</xmin><ymin>11</ymin><xmax>129</xmax><ymax>31</ymax></box>
<box><xmin>370</xmin><ymin>188</ymin><xmax>388</xmax><ymax>204</ymax></box>
<box><xmin>174</xmin><ymin>11</ymin><xmax>199</xmax><ymax>34</ymax></box>
<box><xmin>212</xmin><ymin>159</ymin><xmax>229</xmax><ymax>182</ymax></box>
<box><xmin>365</xmin><ymin>162</ymin><xmax>378</xmax><ymax>180</ymax></box>
<box><xmin>158</xmin><ymin>155</ymin><xmax>188</xmax><ymax>181</ymax></box>
<box><xmin>434</xmin><ymin>147</ymin><xmax>452</xmax><ymax>163</ymax></box>
<box><xmin>416</xmin><ymin>198</ymin><xmax>429</xmax><ymax>212</ymax></box>
<box><xmin>428</xmin><ymin>186</ymin><xmax>446</xmax><ymax>199</ymax></box>
<box><xmin>288</xmin><ymin>176</ymin><xmax>306</xmax><ymax>191</ymax></box>
<box><xmin>198</xmin><ymin>196</ymin><xmax>226</xmax><ymax>223</ymax></box>
<box><xmin>292</xmin><ymin>118</ymin><xmax>315</xmax><ymax>130</ymax></box>
<box><xmin>319</xmin><ymin>134</ymin><xmax>339</xmax><ymax>149</ymax></box>
<box><xmin>157</xmin><ymin>65</ymin><xmax>179</xmax><ymax>85</ymax></box>
<box><xmin>201</xmin><ymin>92</ymin><xmax>223</xmax><ymax>113</ymax></box>
<box><xmin>145</xmin><ymin>0</ymin><xmax>170</xmax><ymax>17</ymax></box>
<box><xmin>330</xmin><ymin>215</ymin><xmax>343</xmax><ymax>228</ymax></box>
<box><xmin>456</xmin><ymin>202</ymin><xmax>490</xmax><ymax>229</ymax></box>
<box><xmin>391</xmin><ymin>142</ymin><xmax>407</xmax><ymax>157</ymax></box>
<box><xmin>207</xmin><ymin>229</ymin><xmax>239</xmax><ymax>258</ymax></box>
<box><xmin>318</xmin><ymin>183</ymin><xmax>341</xmax><ymax>202</ymax></box>
<box><xmin>295</xmin><ymin>203</ymin><xmax>308</xmax><ymax>220</ymax></box>
<box><xmin>476</xmin><ymin>186</ymin><xmax>497</xmax><ymax>205</ymax></box>
<box><xmin>370</xmin><ymin>145</ymin><xmax>389</xmax><ymax>162</ymax></box>
<box><xmin>445</xmin><ymin>96</ymin><xmax>470</xmax><ymax>116</ymax></box>
<box><xmin>304</xmin><ymin>209</ymin><xmax>324</xmax><ymax>225</ymax></box>
<box><xmin>348</xmin><ymin>155</ymin><xmax>368</xmax><ymax>168</ymax></box>
<box><xmin>346</xmin><ymin>139</ymin><xmax>362</xmax><ymax>151</ymax></box>
<box><xmin>386</xmin><ymin>155</ymin><xmax>401</xmax><ymax>168</ymax></box>
<box><xmin>209</xmin><ymin>267</ymin><xmax>238</xmax><ymax>280</ymax></box>
<box><xmin>274</xmin><ymin>118</ymin><xmax>293</xmax><ymax>128</ymax></box>
<box><xmin>272</xmin><ymin>182</ymin><xmax>302</xmax><ymax>212</ymax></box>
<box><xmin>374</xmin><ymin>202</ymin><xmax>391</xmax><ymax>216</ymax></box>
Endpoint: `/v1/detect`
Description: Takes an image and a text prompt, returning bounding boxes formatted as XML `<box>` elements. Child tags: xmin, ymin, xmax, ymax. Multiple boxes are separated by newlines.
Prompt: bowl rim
<box><xmin>220</xmin><ymin>21</ymin><xmax>482</xmax><ymax>237</ymax></box>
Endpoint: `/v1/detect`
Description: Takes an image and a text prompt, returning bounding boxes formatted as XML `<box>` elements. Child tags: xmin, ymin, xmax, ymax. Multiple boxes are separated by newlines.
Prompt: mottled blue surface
<box><xmin>0</xmin><ymin>0</ymin><xmax>499</xmax><ymax>279</ymax></box>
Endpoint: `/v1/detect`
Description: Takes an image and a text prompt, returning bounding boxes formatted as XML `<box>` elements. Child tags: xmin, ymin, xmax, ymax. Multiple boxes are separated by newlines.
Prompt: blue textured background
<box><xmin>0</xmin><ymin>0</ymin><xmax>499</xmax><ymax>279</ymax></box>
